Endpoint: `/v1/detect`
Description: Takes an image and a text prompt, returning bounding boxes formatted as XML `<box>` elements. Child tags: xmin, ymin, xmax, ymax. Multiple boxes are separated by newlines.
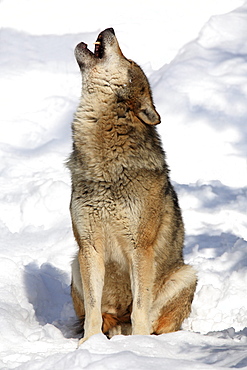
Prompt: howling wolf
<box><xmin>67</xmin><ymin>28</ymin><xmax>197</xmax><ymax>345</ymax></box>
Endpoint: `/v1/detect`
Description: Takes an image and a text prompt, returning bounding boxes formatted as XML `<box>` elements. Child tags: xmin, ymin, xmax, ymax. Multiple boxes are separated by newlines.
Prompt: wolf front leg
<box><xmin>129</xmin><ymin>189</ymin><xmax>162</xmax><ymax>336</ymax></box>
<box><xmin>77</xmin><ymin>242</ymin><xmax>105</xmax><ymax>346</ymax></box>
<box><xmin>130</xmin><ymin>247</ymin><xmax>154</xmax><ymax>335</ymax></box>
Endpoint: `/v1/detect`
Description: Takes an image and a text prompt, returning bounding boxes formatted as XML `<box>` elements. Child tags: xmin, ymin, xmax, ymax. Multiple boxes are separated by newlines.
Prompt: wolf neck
<box><xmin>72</xmin><ymin>98</ymin><xmax>166</xmax><ymax>183</ymax></box>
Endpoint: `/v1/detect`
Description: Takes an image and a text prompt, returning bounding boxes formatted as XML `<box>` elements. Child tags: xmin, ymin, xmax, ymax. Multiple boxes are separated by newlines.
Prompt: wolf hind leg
<box><xmin>151</xmin><ymin>264</ymin><xmax>197</xmax><ymax>334</ymax></box>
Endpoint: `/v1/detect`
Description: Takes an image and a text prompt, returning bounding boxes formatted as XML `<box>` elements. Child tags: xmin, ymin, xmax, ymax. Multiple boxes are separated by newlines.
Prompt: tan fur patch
<box><xmin>102</xmin><ymin>313</ymin><xmax>119</xmax><ymax>333</ymax></box>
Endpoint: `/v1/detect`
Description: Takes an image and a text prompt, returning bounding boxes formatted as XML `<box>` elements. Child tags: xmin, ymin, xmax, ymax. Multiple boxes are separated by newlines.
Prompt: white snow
<box><xmin>0</xmin><ymin>0</ymin><xmax>247</xmax><ymax>368</ymax></box>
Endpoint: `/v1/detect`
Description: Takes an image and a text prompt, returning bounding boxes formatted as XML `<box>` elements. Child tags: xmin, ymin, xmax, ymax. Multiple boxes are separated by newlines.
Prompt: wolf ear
<box><xmin>137</xmin><ymin>104</ymin><xmax>161</xmax><ymax>125</ymax></box>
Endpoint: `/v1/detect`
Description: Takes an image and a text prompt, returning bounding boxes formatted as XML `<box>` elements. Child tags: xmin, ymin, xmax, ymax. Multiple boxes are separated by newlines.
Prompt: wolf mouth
<box><xmin>75</xmin><ymin>28</ymin><xmax>115</xmax><ymax>63</ymax></box>
<box><xmin>94</xmin><ymin>27</ymin><xmax>115</xmax><ymax>58</ymax></box>
<box><xmin>94</xmin><ymin>38</ymin><xmax>103</xmax><ymax>58</ymax></box>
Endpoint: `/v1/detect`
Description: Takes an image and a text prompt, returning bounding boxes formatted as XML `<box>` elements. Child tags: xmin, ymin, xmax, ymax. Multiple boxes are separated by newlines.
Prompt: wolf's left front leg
<box><xmin>130</xmin><ymin>246</ymin><xmax>154</xmax><ymax>335</ymax></box>
<box><xmin>129</xmin><ymin>192</ymin><xmax>161</xmax><ymax>336</ymax></box>
<box><xmin>77</xmin><ymin>241</ymin><xmax>105</xmax><ymax>346</ymax></box>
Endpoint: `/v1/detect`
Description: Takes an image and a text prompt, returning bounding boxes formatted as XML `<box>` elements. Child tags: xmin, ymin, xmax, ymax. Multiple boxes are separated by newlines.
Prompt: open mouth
<box><xmin>75</xmin><ymin>39</ymin><xmax>104</xmax><ymax>61</ymax></box>
<box><xmin>94</xmin><ymin>37</ymin><xmax>103</xmax><ymax>58</ymax></box>
<box><xmin>94</xmin><ymin>28</ymin><xmax>115</xmax><ymax>58</ymax></box>
<box><xmin>75</xmin><ymin>28</ymin><xmax>115</xmax><ymax>63</ymax></box>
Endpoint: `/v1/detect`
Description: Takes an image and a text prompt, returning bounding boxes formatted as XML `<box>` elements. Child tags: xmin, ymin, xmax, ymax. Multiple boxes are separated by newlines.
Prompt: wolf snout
<box><xmin>104</xmin><ymin>27</ymin><xmax>115</xmax><ymax>35</ymax></box>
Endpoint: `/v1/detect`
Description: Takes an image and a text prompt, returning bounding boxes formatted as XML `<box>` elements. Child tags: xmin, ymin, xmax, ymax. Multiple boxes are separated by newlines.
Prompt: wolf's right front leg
<box><xmin>77</xmin><ymin>243</ymin><xmax>105</xmax><ymax>346</ymax></box>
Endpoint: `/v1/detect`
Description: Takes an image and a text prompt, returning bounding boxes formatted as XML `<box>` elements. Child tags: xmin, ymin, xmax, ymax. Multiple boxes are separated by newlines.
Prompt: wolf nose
<box><xmin>106</xmin><ymin>27</ymin><xmax>115</xmax><ymax>35</ymax></box>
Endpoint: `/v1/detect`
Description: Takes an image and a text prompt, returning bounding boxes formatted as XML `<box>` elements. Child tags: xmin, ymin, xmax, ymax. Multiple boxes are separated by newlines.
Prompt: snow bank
<box><xmin>0</xmin><ymin>0</ymin><xmax>247</xmax><ymax>368</ymax></box>
<box><xmin>151</xmin><ymin>5</ymin><xmax>247</xmax><ymax>187</ymax></box>
<box><xmin>12</xmin><ymin>332</ymin><xmax>247</xmax><ymax>369</ymax></box>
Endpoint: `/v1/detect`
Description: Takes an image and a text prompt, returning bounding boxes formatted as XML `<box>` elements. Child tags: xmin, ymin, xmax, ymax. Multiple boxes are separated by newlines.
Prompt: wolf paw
<box><xmin>77</xmin><ymin>337</ymin><xmax>88</xmax><ymax>348</ymax></box>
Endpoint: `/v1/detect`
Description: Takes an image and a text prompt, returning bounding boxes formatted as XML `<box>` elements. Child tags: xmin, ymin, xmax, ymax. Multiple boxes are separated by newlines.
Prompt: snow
<box><xmin>0</xmin><ymin>0</ymin><xmax>247</xmax><ymax>368</ymax></box>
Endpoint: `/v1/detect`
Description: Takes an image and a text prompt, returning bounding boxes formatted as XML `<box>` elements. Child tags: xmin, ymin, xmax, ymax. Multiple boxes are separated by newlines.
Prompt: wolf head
<box><xmin>75</xmin><ymin>28</ymin><xmax>160</xmax><ymax>126</ymax></box>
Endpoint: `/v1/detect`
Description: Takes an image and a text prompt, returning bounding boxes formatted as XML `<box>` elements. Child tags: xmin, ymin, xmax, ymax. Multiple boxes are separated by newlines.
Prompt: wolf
<box><xmin>67</xmin><ymin>28</ymin><xmax>197</xmax><ymax>346</ymax></box>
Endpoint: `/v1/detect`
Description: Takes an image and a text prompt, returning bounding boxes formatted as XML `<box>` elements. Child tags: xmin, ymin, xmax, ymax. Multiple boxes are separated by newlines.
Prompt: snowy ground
<box><xmin>0</xmin><ymin>0</ymin><xmax>247</xmax><ymax>368</ymax></box>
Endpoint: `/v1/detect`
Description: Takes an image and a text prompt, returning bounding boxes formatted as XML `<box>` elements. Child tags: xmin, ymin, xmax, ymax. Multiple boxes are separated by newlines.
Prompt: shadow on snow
<box><xmin>24</xmin><ymin>262</ymin><xmax>77</xmax><ymax>338</ymax></box>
